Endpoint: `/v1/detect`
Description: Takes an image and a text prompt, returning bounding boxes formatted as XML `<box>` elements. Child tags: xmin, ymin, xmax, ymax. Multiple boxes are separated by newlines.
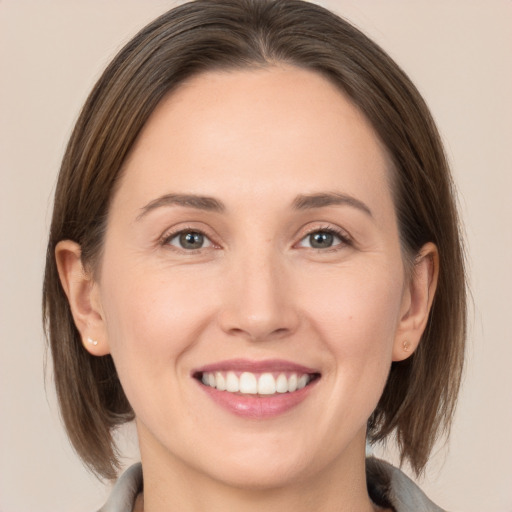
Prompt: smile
<box><xmin>200</xmin><ymin>371</ymin><xmax>314</xmax><ymax>395</ymax></box>
<box><xmin>193</xmin><ymin>359</ymin><xmax>321</xmax><ymax>419</ymax></box>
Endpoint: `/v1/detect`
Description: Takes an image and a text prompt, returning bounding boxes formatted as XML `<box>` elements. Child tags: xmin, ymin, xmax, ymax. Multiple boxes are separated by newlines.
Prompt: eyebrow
<box><xmin>136</xmin><ymin>191</ymin><xmax>372</xmax><ymax>220</ymax></box>
<box><xmin>136</xmin><ymin>193</ymin><xmax>225</xmax><ymax>221</ymax></box>
<box><xmin>292</xmin><ymin>192</ymin><xmax>373</xmax><ymax>217</ymax></box>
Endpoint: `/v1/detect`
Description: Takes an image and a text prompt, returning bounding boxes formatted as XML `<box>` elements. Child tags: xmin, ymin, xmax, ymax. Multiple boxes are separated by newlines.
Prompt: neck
<box><xmin>138</xmin><ymin>429</ymin><xmax>378</xmax><ymax>512</ymax></box>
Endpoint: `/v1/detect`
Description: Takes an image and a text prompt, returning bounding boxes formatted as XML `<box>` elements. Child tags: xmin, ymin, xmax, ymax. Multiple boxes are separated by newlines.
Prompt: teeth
<box><xmin>216</xmin><ymin>372</ymin><xmax>226</xmax><ymax>391</ymax></box>
<box><xmin>200</xmin><ymin>371</ymin><xmax>313</xmax><ymax>395</ymax></box>
<box><xmin>288</xmin><ymin>374</ymin><xmax>298</xmax><ymax>392</ymax></box>
<box><xmin>258</xmin><ymin>373</ymin><xmax>276</xmax><ymax>395</ymax></box>
<box><xmin>226</xmin><ymin>371</ymin><xmax>239</xmax><ymax>392</ymax></box>
<box><xmin>276</xmin><ymin>373</ymin><xmax>288</xmax><ymax>393</ymax></box>
<box><xmin>297</xmin><ymin>374</ymin><xmax>309</xmax><ymax>390</ymax></box>
<box><xmin>239</xmin><ymin>372</ymin><xmax>258</xmax><ymax>394</ymax></box>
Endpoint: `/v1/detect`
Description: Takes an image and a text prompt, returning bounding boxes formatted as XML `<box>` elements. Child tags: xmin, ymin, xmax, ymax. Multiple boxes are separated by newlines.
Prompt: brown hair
<box><xmin>43</xmin><ymin>0</ymin><xmax>466</xmax><ymax>480</ymax></box>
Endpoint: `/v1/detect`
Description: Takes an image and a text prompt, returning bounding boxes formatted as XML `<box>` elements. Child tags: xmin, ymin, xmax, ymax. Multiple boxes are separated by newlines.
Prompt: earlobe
<box><xmin>393</xmin><ymin>242</ymin><xmax>439</xmax><ymax>362</ymax></box>
<box><xmin>55</xmin><ymin>240</ymin><xmax>110</xmax><ymax>356</ymax></box>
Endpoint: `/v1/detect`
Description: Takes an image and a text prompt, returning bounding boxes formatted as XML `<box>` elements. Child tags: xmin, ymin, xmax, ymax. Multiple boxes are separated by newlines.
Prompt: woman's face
<box><xmin>92</xmin><ymin>66</ymin><xmax>414</xmax><ymax>487</ymax></box>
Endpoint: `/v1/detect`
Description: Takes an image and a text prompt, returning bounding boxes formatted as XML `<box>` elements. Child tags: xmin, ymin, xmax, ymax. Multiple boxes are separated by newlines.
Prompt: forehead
<box><xmin>117</xmin><ymin>65</ymin><xmax>393</xmax><ymax>217</ymax></box>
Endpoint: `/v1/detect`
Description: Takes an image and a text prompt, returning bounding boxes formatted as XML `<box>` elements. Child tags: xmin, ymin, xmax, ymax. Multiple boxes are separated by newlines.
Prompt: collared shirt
<box><xmin>98</xmin><ymin>458</ymin><xmax>446</xmax><ymax>512</ymax></box>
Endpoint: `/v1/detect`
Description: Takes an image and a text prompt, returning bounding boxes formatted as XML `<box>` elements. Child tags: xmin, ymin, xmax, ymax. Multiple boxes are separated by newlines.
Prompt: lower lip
<box><xmin>197</xmin><ymin>379</ymin><xmax>319</xmax><ymax>419</ymax></box>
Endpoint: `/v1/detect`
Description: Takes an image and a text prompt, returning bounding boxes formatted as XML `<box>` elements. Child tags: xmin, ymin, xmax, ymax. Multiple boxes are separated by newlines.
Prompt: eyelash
<box><xmin>297</xmin><ymin>225</ymin><xmax>352</xmax><ymax>251</ymax></box>
<box><xmin>159</xmin><ymin>224</ymin><xmax>352</xmax><ymax>252</ymax></box>
<box><xmin>160</xmin><ymin>225</ymin><xmax>217</xmax><ymax>252</ymax></box>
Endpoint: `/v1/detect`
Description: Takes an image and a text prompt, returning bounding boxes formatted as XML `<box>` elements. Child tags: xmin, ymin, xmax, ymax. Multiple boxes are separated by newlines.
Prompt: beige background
<box><xmin>1</xmin><ymin>1</ymin><xmax>511</xmax><ymax>511</ymax></box>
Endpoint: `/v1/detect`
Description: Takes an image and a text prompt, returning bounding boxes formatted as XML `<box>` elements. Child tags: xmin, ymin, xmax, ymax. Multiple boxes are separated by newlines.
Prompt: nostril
<box><xmin>217</xmin><ymin>290</ymin><xmax>301</xmax><ymax>342</ymax></box>
<box><xmin>224</xmin><ymin>325</ymin><xmax>295</xmax><ymax>343</ymax></box>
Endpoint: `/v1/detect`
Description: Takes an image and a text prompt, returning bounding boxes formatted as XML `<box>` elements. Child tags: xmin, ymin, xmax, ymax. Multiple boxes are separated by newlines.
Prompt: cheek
<box><xmin>302</xmin><ymin>261</ymin><xmax>403</xmax><ymax>345</ymax></box>
<box><xmin>99</xmin><ymin>262</ymin><xmax>219</xmax><ymax>375</ymax></box>
<box><xmin>297</xmin><ymin>259</ymin><xmax>404</xmax><ymax>398</ymax></box>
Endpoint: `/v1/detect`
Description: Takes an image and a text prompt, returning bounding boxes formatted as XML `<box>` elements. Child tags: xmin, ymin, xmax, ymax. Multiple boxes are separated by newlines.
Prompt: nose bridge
<box><xmin>218</xmin><ymin>240</ymin><xmax>298</xmax><ymax>341</ymax></box>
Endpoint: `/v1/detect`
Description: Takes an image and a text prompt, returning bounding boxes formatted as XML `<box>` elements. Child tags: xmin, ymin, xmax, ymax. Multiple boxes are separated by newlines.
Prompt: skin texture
<box><xmin>56</xmin><ymin>66</ymin><xmax>438</xmax><ymax>512</ymax></box>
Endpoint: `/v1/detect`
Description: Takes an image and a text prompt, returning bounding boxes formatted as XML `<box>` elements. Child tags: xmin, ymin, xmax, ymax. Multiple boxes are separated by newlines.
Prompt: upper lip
<box><xmin>193</xmin><ymin>358</ymin><xmax>319</xmax><ymax>375</ymax></box>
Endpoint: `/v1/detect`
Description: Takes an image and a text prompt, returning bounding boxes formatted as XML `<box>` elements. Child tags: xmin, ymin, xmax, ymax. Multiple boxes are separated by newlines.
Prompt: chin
<box><xmin>180</xmin><ymin>429</ymin><xmax>354</xmax><ymax>492</ymax></box>
<box><xmin>198</xmin><ymin>456</ymin><xmax>313</xmax><ymax>491</ymax></box>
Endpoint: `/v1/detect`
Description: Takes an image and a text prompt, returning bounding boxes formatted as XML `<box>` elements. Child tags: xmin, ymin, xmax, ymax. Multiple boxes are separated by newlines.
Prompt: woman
<box><xmin>43</xmin><ymin>0</ymin><xmax>466</xmax><ymax>510</ymax></box>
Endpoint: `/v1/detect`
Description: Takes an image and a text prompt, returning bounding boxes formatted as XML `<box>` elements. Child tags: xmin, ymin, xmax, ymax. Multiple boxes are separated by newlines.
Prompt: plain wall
<box><xmin>1</xmin><ymin>1</ymin><xmax>511</xmax><ymax>511</ymax></box>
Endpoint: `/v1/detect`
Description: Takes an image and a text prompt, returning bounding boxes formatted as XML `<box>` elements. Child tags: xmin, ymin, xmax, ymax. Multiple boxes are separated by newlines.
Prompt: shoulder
<box><xmin>97</xmin><ymin>463</ymin><xmax>142</xmax><ymax>512</ymax></box>
<box><xmin>366</xmin><ymin>457</ymin><xmax>447</xmax><ymax>512</ymax></box>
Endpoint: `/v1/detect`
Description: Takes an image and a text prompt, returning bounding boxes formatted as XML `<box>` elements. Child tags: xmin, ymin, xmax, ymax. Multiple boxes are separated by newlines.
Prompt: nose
<box><xmin>217</xmin><ymin>250</ymin><xmax>300</xmax><ymax>342</ymax></box>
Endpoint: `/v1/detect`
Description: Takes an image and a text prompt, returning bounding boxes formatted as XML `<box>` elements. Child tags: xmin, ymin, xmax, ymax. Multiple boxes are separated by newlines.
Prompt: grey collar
<box><xmin>366</xmin><ymin>458</ymin><xmax>445</xmax><ymax>511</ymax></box>
<box><xmin>98</xmin><ymin>458</ymin><xmax>445</xmax><ymax>512</ymax></box>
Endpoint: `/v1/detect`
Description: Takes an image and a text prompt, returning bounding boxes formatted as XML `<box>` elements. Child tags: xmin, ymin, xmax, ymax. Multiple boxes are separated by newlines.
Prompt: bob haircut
<box><xmin>43</xmin><ymin>0</ymin><xmax>466</xmax><ymax>480</ymax></box>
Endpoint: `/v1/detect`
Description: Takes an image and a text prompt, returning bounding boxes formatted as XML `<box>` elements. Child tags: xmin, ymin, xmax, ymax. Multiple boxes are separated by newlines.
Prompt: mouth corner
<box><xmin>309</xmin><ymin>372</ymin><xmax>321</xmax><ymax>383</ymax></box>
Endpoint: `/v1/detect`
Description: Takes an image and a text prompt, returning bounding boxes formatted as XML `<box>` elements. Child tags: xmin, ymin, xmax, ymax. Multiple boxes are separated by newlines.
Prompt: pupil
<box><xmin>310</xmin><ymin>232</ymin><xmax>333</xmax><ymax>248</ymax></box>
<box><xmin>180</xmin><ymin>232</ymin><xmax>203</xmax><ymax>249</ymax></box>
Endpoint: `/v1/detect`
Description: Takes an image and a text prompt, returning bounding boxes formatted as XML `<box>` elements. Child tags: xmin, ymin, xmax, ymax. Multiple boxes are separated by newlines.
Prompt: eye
<box><xmin>298</xmin><ymin>229</ymin><xmax>348</xmax><ymax>249</ymax></box>
<box><xmin>165</xmin><ymin>230</ymin><xmax>213</xmax><ymax>250</ymax></box>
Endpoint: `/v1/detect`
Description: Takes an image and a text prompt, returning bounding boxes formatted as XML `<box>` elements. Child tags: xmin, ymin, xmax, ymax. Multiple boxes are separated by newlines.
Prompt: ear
<box><xmin>393</xmin><ymin>242</ymin><xmax>439</xmax><ymax>362</ymax></box>
<box><xmin>55</xmin><ymin>240</ymin><xmax>110</xmax><ymax>356</ymax></box>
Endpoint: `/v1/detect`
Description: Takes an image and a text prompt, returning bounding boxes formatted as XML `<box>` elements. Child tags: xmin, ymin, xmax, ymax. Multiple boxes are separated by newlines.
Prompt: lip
<box><xmin>193</xmin><ymin>358</ymin><xmax>318</xmax><ymax>375</ymax></box>
<box><xmin>193</xmin><ymin>359</ymin><xmax>321</xmax><ymax>419</ymax></box>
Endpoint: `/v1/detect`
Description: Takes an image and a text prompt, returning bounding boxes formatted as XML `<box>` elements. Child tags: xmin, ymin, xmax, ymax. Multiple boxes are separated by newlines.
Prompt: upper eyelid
<box><xmin>297</xmin><ymin>231</ymin><xmax>347</xmax><ymax>248</ymax></box>
<box><xmin>160</xmin><ymin>225</ymin><xmax>218</xmax><ymax>247</ymax></box>
<box><xmin>296</xmin><ymin>223</ymin><xmax>352</xmax><ymax>242</ymax></box>
<box><xmin>158</xmin><ymin>222</ymin><xmax>352</xmax><ymax>248</ymax></box>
